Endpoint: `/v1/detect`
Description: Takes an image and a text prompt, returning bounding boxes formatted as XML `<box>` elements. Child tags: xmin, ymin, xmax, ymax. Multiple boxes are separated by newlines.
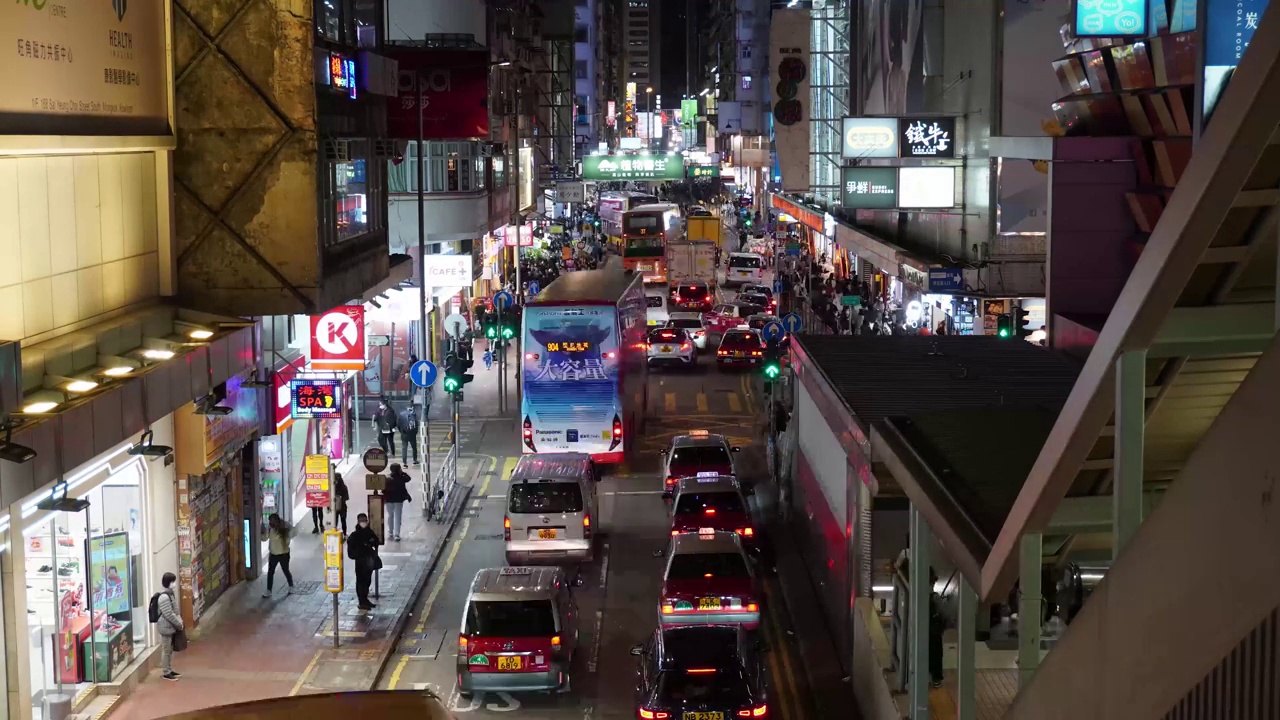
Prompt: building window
<box><xmin>575</xmin><ymin>27</ymin><xmax>589</xmax><ymax>43</ymax></box>
<box><xmin>742</xmin><ymin>75</ymin><xmax>752</xmax><ymax>90</ymax></box>
<box><xmin>390</xmin><ymin>141</ymin><xmax>489</xmax><ymax>195</ymax></box>
<box><xmin>575</xmin><ymin>60</ymin><xmax>588</xmax><ymax>79</ymax></box>
<box><xmin>335</xmin><ymin>157</ymin><xmax>368</xmax><ymax>240</ymax></box>
<box><xmin>741</xmin><ymin>45</ymin><xmax>752</xmax><ymax>60</ymax></box>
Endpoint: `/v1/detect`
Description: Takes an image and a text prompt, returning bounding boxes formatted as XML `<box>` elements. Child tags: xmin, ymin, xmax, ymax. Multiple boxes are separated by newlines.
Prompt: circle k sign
<box><xmin>310</xmin><ymin>306</ymin><xmax>367</xmax><ymax>371</ymax></box>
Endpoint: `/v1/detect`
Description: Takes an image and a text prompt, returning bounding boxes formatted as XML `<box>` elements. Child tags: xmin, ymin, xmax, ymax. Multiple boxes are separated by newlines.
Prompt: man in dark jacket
<box><xmin>372</xmin><ymin>399</ymin><xmax>397</xmax><ymax>455</ymax></box>
<box><xmin>346</xmin><ymin>513</ymin><xmax>381</xmax><ymax>610</ymax></box>
<box><xmin>397</xmin><ymin>407</ymin><xmax>420</xmax><ymax>468</ymax></box>
<box><xmin>383</xmin><ymin>463</ymin><xmax>412</xmax><ymax>541</ymax></box>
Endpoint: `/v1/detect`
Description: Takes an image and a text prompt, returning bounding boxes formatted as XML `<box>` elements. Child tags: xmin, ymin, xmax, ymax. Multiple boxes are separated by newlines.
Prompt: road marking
<box><xmin>766</xmin><ymin>585</ymin><xmax>800</xmax><ymax>720</ymax></box>
<box><xmin>597</xmin><ymin>540</ymin><xmax>611</xmax><ymax>588</ymax></box>
<box><xmin>501</xmin><ymin>455</ymin><xmax>518</xmax><ymax>480</ymax></box>
<box><xmin>587</xmin><ymin>609</ymin><xmax>604</xmax><ymax>673</ymax></box>
<box><xmin>288</xmin><ymin>649</ymin><xmax>322</xmax><ymax>696</ymax></box>
<box><xmin>664</xmin><ymin>392</ymin><xmax>676</xmax><ymax>413</ymax></box>
<box><xmin>763</xmin><ymin>617</ymin><xmax>796</xmax><ymax>720</ymax></box>
<box><xmin>601</xmin><ymin>490</ymin><xmax>664</xmax><ymax>496</ymax></box>
<box><xmin>414</xmin><ymin>516</ymin><xmax>471</xmax><ymax>634</ymax></box>
<box><xmin>727</xmin><ymin>392</ymin><xmax>742</xmax><ymax>413</ymax></box>
<box><xmin>387</xmin><ymin>654</ymin><xmax>411</xmax><ymax>690</ymax></box>
<box><xmin>696</xmin><ymin>393</ymin><xmax>709</xmax><ymax>413</ymax></box>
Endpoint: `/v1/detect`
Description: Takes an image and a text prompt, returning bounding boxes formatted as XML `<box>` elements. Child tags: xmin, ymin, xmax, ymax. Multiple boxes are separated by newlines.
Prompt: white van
<box><xmin>645</xmin><ymin>288</ymin><xmax>670</xmax><ymax>326</ymax></box>
<box><xmin>504</xmin><ymin>454</ymin><xmax>599</xmax><ymax>565</ymax></box>
<box><xmin>726</xmin><ymin>253</ymin><xmax>765</xmax><ymax>287</ymax></box>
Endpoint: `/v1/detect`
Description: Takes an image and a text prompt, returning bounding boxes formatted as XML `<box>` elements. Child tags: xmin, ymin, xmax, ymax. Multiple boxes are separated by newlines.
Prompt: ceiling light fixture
<box><xmin>193</xmin><ymin>394</ymin><xmax>233</xmax><ymax>416</ymax></box>
<box><xmin>65</xmin><ymin>380</ymin><xmax>98</xmax><ymax>393</ymax></box>
<box><xmin>23</xmin><ymin>401</ymin><xmax>58</xmax><ymax>414</ymax></box>
<box><xmin>188</xmin><ymin>329</ymin><xmax>214</xmax><ymax>340</ymax></box>
<box><xmin>127</xmin><ymin>429</ymin><xmax>173</xmax><ymax>458</ymax></box>
<box><xmin>143</xmin><ymin>349</ymin><xmax>175</xmax><ymax>360</ymax></box>
<box><xmin>102</xmin><ymin>366</ymin><xmax>134</xmax><ymax>377</ymax></box>
<box><xmin>0</xmin><ymin>422</ymin><xmax>36</xmax><ymax>464</ymax></box>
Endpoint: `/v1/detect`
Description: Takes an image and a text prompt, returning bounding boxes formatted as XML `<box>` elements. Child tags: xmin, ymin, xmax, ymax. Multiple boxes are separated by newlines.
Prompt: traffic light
<box><xmin>482</xmin><ymin>312</ymin><xmax>498</xmax><ymax>340</ymax></box>
<box><xmin>745</xmin><ymin>216</ymin><xmax>753</xmax><ymax>228</ymax></box>
<box><xmin>442</xmin><ymin>353</ymin><xmax>474</xmax><ymax>393</ymax></box>
<box><xmin>996</xmin><ymin>314</ymin><xmax>1013</xmax><ymax>338</ymax></box>
<box><xmin>762</xmin><ymin>341</ymin><xmax>782</xmax><ymax>381</ymax></box>
<box><xmin>500</xmin><ymin>310</ymin><xmax>520</xmax><ymax>342</ymax></box>
<box><xmin>1014</xmin><ymin>307</ymin><xmax>1032</xmax><ymax>341</ymax></box>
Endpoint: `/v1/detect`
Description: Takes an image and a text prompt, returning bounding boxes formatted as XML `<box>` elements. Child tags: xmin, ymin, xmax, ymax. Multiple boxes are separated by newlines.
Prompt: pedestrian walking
<box><xmin>372</xmin><ymin>398</ymin><xmax>397</xmax><ymax>455</ymax></box>
<box><xmin>262</xmin><ymin>513</ymin><xmax>295</xmax><ymax>597</ymax></box>
<box><xmin>333</xmin><ymin>473</ymin><xmax>350</xmax><ymax>535</ymax></box>
<box><xmin>152</xmin><ymin>571</ymin><xmax>184</xmax><ymax>681</ymax></box>
<box><xmin>397</xmin><ymin>406</ymin><xmax>420</xmax><ymax>467</ymax></box>
<box><xmin>483</xmin><ymin>348</ymin><xmax>493</xmax><ymax>370</ymax></box>
<box><xmin>347</xmin><ymin>513</ymin><xmax>382</xmax><ymax>610</ymax></box>
<box><xmin>383</xmin><ymin>463</ymin><xmax>413</xmax><ymax>541</ymax></box>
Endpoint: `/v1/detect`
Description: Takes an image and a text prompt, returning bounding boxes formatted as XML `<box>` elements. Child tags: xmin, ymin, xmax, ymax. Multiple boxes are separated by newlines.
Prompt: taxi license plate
<box><xmin>733</xmin><ymin>351</ymin><xmax>744</xmax><ymax>357</ymax></box>
<box><xmin>698</xmin><ymin>597</ymin><xmax>722</xmax><ymax>610</ymax></box>
<box><xmin>737</xmin><ymin>270</ymin><xmax>749</xmax><ymax>275</ymax></box>
<box><xmin>497</xmin><ymin>656</ymin><xmax>523</xmax><ymax>671</ymax></box>
<box><xmin>536</xmin><ymin>528</ymin><xmax>558</xmax><ymax>540</ymax></box>
<box><xmin>661</xmin><ymin>346</ymin><xmax>672</xmax><ymax>352</ymax></box>
<box><xmin>683</xmin><ymin>712</ymin><xmax>723</xmax><ymax>720</ymax></box>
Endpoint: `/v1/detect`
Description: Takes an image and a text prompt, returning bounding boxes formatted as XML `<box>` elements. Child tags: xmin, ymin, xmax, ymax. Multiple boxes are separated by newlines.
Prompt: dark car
<box><xmin>632</xmin><ymin>625</ymin><xmax>769</xmax><ymax>720</ymax></box>
<box><xmin>740</xmin><ymin>284</ymin><xmax>778</xmax><ymax>311</ymax></box>
<box><xmin>672</xmin><ymin>282</ymin><xmax>715</xmax><ymax>312</ymax></box>
<box><xmin>716</xmin><ymin>329</ymin><xmax>765</xmax><ymax>367</ymax></box>
<box><xmin>738</xmin><ymin>292</ymin><xmax>772</xmax><ymax>313</ymax></box>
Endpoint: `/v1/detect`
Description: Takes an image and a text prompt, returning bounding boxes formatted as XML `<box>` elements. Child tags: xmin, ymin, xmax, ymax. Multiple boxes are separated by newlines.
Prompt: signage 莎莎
<box><xmin>1</xmin><ymin>0</ymin><xmax>169</xmax><ymax>134</ymax></box>
<box><xmin>900</xmin><ymin>118</ymin><xmax>956</xmax><ymax>158</ymax></box>
<box><xmin>310</xmin><ymin>306</ymin><xmax>366</xmax><ymax>371</ymax></box>
<box><xmin>583</xmin><ymin>154</ymin><xmax>686</xmax><ymax>181</ymax></box>
<box><xmin>422</xmin><ymin>254</ymin><xmax>474</xmax><ymax>285</ymax></box>
<box><xmin>841</xmin><ymin>117</ymin><xmax>900</xmax><ymax>158</ymax></box>
<box><xmin>330</xmin><ymin>53</ymin><xmax>358</xmax><ymax>99</ymax></box>
<box><xmin>898</xmin><ymin>167</ymin><xmax>956</xmax><ymax>209</ymax></box>
<box><xmin>385</xmin><ymin>48</ymin><xmax>491</xmax><ymax>140</ymax></box>
<box><xmin>928</xmin><ymin>268</ymin><xmax>965</xmax><ymax>293</ymax></box>
<box><xmin>841</xmin><ymin>167</ymin><xmax>899</xmax><ymax>209</ymax></box>
<box><xmin>1074</xmin><ymin>0</ymin><xmax>1146</xmax><ymax>37</ymax></box>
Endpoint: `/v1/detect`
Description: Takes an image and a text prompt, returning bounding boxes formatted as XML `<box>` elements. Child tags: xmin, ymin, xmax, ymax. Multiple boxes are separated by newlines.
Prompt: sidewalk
<box><xmin>426</xmin><ymin>339</ymin><xmax>517</xmax><ymax>423</ymax></box>
<box><xmin>106</xmin><ymin>462</ymin><xmax>473</xmax><ymax>720</ymax></box>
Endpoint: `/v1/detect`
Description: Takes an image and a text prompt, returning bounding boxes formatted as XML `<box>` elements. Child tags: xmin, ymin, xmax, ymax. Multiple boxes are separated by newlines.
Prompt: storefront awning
<box><xmin>834</xmin><ymin>223</ymin><xmax>903</xmax><ymax>276</ymax></box>
<box><xmin>769</xmin><ymin>194</ymin><xmax>825</xmax><ymax>233</ymax></box>
<box><xmin>0</xmin><ymin>304</ymin><xmax>258</xmax><ymax>506</ymax></box>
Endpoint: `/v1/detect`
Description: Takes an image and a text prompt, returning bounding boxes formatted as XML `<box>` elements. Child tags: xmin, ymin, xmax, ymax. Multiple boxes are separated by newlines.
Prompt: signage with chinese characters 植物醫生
<box><xmin>290</xmin><ymin>378</ymin><xmax>343</xmax><ymax>420</ymax></box>
<box><xmin>583</xmin><ymin>154</ymin><xmax>686</xmax><ymax>181</ymax></box>
<box><xmin>900</xmin><ymin>118</ymin><xmax>955</xmax><ymax>158</ymax></box>
<box><xmin>841</xmin><ymin>167</ymin><xmax>899</xmax><ymax>209</ymax></box>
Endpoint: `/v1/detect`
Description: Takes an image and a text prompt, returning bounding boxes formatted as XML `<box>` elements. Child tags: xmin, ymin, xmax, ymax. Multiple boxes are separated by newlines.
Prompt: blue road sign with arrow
<box><xmin>493</xmin><ymin>290</ymin><xmax>515</xmax><ymax>310</ymax></box>
<box><xmin>527</xmin><ymin>281</ymin><xmax>540</xmax><ymax>296</ymax></box>
<box><xmin>781</xmin><ymin>313</ymin><xmax>804</xmax><ymax>334</ymax></box>
<box><xmin>761</xmin><ymin>320</ymin><xmax>785</xmax><ymax>342</ymax></box>
<box><xmin>409</xmin><ymin>360</ymin><xmax>438</xmax><ymax>388</ymax></box>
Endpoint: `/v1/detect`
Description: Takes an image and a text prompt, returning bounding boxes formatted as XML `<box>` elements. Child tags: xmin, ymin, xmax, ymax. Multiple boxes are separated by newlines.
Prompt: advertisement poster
<box><xmin>1</xmin><ymin>0</ymin><xmax>169</xmax><ymax>135</ymax></box>
<box><xmin>304</xmin><ymin>454</ymin><xmax>331</xmax><ymax>509</ymax></box>
<box><xmin>257</xmin><ymin>436</ymin><xmax>284</xmax><ymax>533</ymax></box>
<box><xmin>521</xmin><ymin>306</ymin><xmax>620</xmax><ymax>455</ymax></box>
<box><xmin>1202</xmin><ymin>0</ymin><xmax>1270</xmax><ymax>123</ymax></box>
<box><xmin>385</xmin><ymin>48</ymin><xmax>490</xmax><ymax>139</ymax></box>
<box><xmin>88</xmin><ymin>533</ymin><xmax>131</xmax><ymax>616</ymax></box>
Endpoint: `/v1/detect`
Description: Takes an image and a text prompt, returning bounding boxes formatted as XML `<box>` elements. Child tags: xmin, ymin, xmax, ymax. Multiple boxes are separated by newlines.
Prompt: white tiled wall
<box><xmin>0</xmin><ymin>153</ymin><xmax>160</xmax><ymax>343</ymax></box>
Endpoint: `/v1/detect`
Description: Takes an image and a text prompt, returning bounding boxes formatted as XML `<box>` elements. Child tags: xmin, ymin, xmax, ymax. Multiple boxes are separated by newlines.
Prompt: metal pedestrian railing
<box><xmin>427</xmin><ymin>445</ymin><xmax>457</xmax><ymax>521</ymax></box>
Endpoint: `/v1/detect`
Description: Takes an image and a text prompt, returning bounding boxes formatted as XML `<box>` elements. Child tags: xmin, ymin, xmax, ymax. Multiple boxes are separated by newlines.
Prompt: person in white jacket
<box><xmin>156</xmin><ymin>572</ymin><xmax>184</xmax><ymax>680</ymax></box>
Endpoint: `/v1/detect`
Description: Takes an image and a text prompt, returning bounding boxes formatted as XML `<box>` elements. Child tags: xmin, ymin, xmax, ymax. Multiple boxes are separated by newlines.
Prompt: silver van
<box><xmin>504</xmin><ymin>453</ymin><xmax>599</xmax><ymax>565</ymax></box>
<box><xmin>456</xmin><ymin>566</ymin><xmax>580</xmax><ymax>697</ymax></box>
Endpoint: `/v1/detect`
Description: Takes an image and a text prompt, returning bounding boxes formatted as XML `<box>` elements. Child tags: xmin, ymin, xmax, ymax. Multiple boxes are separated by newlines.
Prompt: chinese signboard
<box><xmin>681</xmin><ymin>98</ymin><xmax>698</xmax><ymax>130</ymax></box>
<box><xmin>928</xmin><ymin>268</ymin><xmax>965</xmax><ymax>293</ymax></box>
<box><xmin>556</xmin><ymin>181</ymin><xmax>586</xmax><ymax>203</ymax></box>
<box><xmin>583</xmin><ymin>154</ymin><xmax>685</xmax><ymax>181</ymax></box>
<box><xmin>841</xmin><ymin>117</ymin><xmax>900</xmax><ymax>158</ymax></box>
<box><xmin>686</xmin><ymin>165</ymin><xmax>717</xmax><ymax>178</ymax></box>
<box><xmin>385</xmin><ymin>48</ymin><xmax>490</xmax><ymax>140</ymax></box>
<box><xmin>304</xmin><ymin>454</ymin><xmax>332</xmax><ymax>509</ymax></box>
<box><xmin>310</xmin><ymin>306</ymin><xmax>366</xmax><ymax>371</ymax></box>
<box><xmin>606</xmin><ymin>100</ymin><xmax>616</xmax><ymax>127</ymax></box>
<box><xmin>841</xmin><ymin>167</ymin><xmax>899</xmax><ymax>209</ymax></box>
<box><xmin>1</xmin><ymin>0</ymin><xmax>169</xmax><ymax>135</ymax></box>
<box><xmin>323</xmin><ymin>530</ymin><xmax>344</xmax><ymax>593</ymax></box>
<box><xmin>900</xmin><ymin>118</ymin><xmax>956</xmax><ymax>158</ymax></box>
<box><xmin>1074</xmin><ymin>0</ymin><xmax>1146</xmax><ymax>37</ymax></box>
<box><xmin>1202</xmin><ymin>0</ymin><xmax>1269</xmax><ymax>122</ymax></box>
<box><xmin>329</xmin><ymin>53</ymin><xmax>357</xmax><ymax>99</ymax></box>
<box><xmin>290</xmin><ymin>378</ymin><xmax>343</xmax><ymax>420</ymax></box>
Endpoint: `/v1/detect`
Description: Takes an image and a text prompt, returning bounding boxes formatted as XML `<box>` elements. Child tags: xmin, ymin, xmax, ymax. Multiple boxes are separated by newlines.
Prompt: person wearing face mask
<box><xmin>346</xmin><ymin>512</ymin><xmax>382</xmax><ymax>610</ymax></box>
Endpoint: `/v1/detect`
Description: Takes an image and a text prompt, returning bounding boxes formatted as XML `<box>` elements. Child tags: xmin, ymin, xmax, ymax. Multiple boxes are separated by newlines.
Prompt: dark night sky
<box><xmin>657</xmin><ymin>0</ymin><xmax>689</xmax><ymax>99</ymax></box>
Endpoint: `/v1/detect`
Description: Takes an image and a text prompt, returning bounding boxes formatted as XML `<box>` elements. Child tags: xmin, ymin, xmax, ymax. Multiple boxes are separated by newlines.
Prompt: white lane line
<box><xmin>587</xmin><ymin>609</ymin><xmax>604</xmax><ymax>674</ymax></box>
<box><xmin>598</xmin><ymin>541</ymin><xmax>611</xmax><ymax>588</ymax></box>
<box><xmin>589</xmin><ymin>541</ymin><xmax>610</xmax><ymax>674</ymax></box>
<box><xmin>602</xmin><ymin>490</ymin><xmax>665</xmax><ymax>496</ymax></box>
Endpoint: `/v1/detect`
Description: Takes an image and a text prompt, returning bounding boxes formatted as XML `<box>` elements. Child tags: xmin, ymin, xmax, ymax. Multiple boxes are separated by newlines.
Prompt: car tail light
<box><xmin>752</xmin><ymin>705</ymin><xmax>769</xmax><ymax>717</ymax></box>
<box><xmin>686</xmin><ymin>668</ymin><xmax>717</xmax><ymax>674</ymax></box>
<box><xmin>665</xmin><ymin>476</ymin><xmax>677</xmax><ymax>486</ymax></box>
<box><xmin>747</xmin><ymin>602</ymin><xmax>759</xmax><ymax>612</ymax></box>
<box><xmin>503</xmin><ymin>516</ymin><xmax>511</xmax><ymax>541</ymax></box>
<box><xmin>661</xmin><ymin>603</ymin><xmax>674</xmax><ymax>614</ymax></box>
<box><xmin>704</xmin><ymin>294</ymin><xmax>713</xmax><ymax>302</ymax></box>
<box><xmin>681</xmin><ymin>342</ymin><xmax>691</xmax><ymax>351</ymax></box>
<box><xmin>639</xmin><ymin>710</ymin><xmax>670</xmax><ymax>720</ymax></box>
<box><xmin>671</xmin><ymin>530</ymin><xmax>679</xmax><ymax>536</ymax></box>
<box><xmin>458</xmin><ymin>635</ymin><xmax>469</xmax><ymax>652</ymax></box>
<box><xmin>525</xmin><ymin>352</ymin><xmax>538</xmax><ymax>360</ymax></box>
<box><xmin>737</xmin><ymin>527</ymin><xmax>754</xmax><ymax>537</ymax></box>
<box><xmin>522</xmin><ymin>416</ymin><xmax>536</xmax><ymax>452</ymax></box>
<box><xmin>551</xmin><ymin>635</ymin><xmax>561</xmax><ymax>647</ymax></box>
<box><xmin>583</xmin><ymin>515</ymin><xmax>592</xmax><ymax>539</ymax></box>
<box><xmin>610</xmin><ymin>414</ymin><xmax>623</xmax><ymax>451</ymax></box>
<box><xmin>642</xmin><ymin>342</ymin><xmax>650</xmax><ymax>350</ymax></box>
<box><xmin>704</xmin><ymin>508</ymin><xmax>716</xmax><ymax>516</ymax></box>
<box><xmin>718</xmin><ymin>350</ymin><xmax>728</xmax><ymax>356</ymax></box>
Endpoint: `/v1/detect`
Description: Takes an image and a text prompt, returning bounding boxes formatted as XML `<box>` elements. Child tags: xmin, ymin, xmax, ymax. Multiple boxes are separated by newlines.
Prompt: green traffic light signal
<box><xmin>486</xmin><ymin>324</ymin><xmax>497</xmax><ymax>339</ymax></box>
<box><xmin>998</xmin><ymin>328</ymin><xmax>1010</xmax><ymax>338</ymax></box>
<box><xmin>443</xmin><ymin>376</ymin><xmax>460</xmax><ymax>392</ymax></box>
<box><xmin>763</xmin><ymin>362</ymin><xmax>780</xmax><ymax>379</ymax></box>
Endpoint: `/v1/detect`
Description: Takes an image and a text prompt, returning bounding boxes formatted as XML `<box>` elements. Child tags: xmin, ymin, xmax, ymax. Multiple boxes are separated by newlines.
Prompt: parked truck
<box><xmin>686</xmin><ymin>215</ymin><xmax>723</xmax><ymax>248</ymax></box>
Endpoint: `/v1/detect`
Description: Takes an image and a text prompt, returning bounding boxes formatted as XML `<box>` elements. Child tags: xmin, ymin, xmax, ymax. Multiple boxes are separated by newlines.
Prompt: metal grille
<box><xmin>1163</xmin><ymin>607</ymin><xmax>1280</xmax><ymax>720</ymax></box>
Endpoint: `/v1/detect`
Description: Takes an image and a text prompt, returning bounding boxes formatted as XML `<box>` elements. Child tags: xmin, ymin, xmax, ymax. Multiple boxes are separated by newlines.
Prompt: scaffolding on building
<box><xmin>809</xmin><ymin>0</ymin><xmax>851</xmax><ymax>205</ymax></box>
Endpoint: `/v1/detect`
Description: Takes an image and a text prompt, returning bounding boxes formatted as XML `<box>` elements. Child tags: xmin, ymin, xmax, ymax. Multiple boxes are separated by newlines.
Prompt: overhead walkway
<box><xmin>987</xmin><ymin>8</ymin><xmax>1280</xmax><ymax>719</ymax></box>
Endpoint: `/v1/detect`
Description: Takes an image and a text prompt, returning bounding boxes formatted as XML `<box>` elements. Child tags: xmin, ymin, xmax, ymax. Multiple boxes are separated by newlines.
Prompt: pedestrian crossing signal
<box><xmin>996</xmin><ymin>314</ymin><xmax>1013</xmax><ymax>338</ymax></box>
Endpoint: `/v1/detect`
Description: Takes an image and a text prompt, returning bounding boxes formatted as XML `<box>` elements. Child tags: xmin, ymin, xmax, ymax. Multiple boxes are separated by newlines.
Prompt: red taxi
<box><xmin>669</xmin><ymin>476</ymin><xmax>756</xmax><ymax>546</ymax></box>
<box><xmin>660</xmin><ymin>431</ymin><xmax>739</xmax><ymax>496</ymax></box>
<box><xmin>659</xmin><ymin>531</ymin><xmax>761</xmax><ymax>630</ymax></box>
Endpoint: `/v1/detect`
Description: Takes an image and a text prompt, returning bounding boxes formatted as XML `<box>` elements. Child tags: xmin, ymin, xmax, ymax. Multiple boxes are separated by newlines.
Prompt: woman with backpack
<box><xmin>262</xmin><ymin>513</ymin><xmax>296</xmax><ymax>597</ymax></box>
<box><xmin>151</xmin><ymin>571</ymin><xmax>184</xmax><ymax>680</ymax></box>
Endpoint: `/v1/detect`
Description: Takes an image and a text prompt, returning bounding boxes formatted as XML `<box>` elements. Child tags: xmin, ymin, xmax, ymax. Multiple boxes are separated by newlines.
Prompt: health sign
<box><xmin>583</xmin><ymin>154</ymin><xmax>685</xmax><ymax>181</ymax></box>
<box><xmin>290</xmin><ymin>378</ymin><xmax>343</xmax><ymax>419</ymax></box>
